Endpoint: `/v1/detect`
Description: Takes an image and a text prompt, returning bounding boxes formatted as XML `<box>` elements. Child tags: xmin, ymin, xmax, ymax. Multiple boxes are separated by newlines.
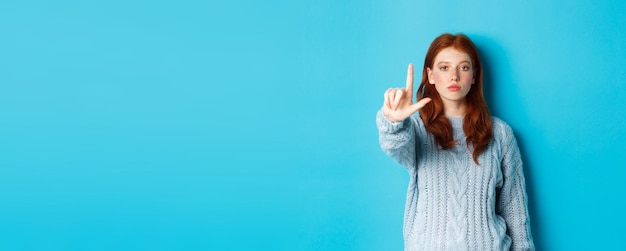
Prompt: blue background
<box><xmin>1</xmin><ymin>0</ymin><xmax>625</xmax><ymax>250</ymax></box>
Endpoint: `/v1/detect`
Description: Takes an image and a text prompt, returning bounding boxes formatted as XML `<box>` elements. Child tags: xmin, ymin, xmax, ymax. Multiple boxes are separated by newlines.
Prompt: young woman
<box><xmin>377</xmin><ymin>33</ymin><xmax>534</xmax><ymax>251</ymax></box>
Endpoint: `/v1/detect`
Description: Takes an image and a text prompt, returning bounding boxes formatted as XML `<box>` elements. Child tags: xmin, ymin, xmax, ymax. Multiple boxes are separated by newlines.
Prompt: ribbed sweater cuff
<box><xmin>376</xmin><ymin>110</ymin><xmax>408</xmax><ymax>133</ymax></box>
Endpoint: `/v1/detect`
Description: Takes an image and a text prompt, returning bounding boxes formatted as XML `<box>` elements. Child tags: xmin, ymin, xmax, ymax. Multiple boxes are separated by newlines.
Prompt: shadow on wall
<box><xmin>471</xmin><ymin>34</ymin><xmax>544</xmax><ymax>250</ymax></box>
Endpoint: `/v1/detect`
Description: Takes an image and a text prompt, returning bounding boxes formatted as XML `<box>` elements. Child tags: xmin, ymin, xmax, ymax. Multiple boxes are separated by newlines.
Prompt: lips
<box><xmin>447</xmin><ymin>85</ymin><xmax>461</xmax><ymax>91</ymax></box>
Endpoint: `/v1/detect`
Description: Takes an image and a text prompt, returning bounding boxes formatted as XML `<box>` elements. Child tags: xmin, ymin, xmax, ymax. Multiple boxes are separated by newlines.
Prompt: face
<box><xmin>427</xmin><ymin>47</ymin><xmax>475</xmax><ymax>104</ymax></box>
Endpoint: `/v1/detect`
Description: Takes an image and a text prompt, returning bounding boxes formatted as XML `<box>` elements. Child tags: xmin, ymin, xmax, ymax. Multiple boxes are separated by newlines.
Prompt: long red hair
<box><xmin>417</xmin><ymin>33</ymin><xmax>493</xmax><ymax>165</ymax></box>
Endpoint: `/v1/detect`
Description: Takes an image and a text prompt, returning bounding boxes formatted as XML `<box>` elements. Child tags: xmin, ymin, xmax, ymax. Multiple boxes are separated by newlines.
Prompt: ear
<box><xmin>472</xmin><ymin>70</ymin><xmax>477</xmax><ymax>84</ymax></box>
<box><xmin>427</xmin><ymin>67</ymin><xmax>435</xmax><ymax>84</ymax></box>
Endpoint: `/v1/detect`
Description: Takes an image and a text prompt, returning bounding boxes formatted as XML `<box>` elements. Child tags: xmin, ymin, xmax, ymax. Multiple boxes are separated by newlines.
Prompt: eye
<box><xmin>461</xmin><ymin>65</ymin><xmax>471</xmax><ymax>71</ymax></box>
<box><xmin>439</xmin><ymin>66</ymin><xmax>449</xmax><ymax>71</ymax></box>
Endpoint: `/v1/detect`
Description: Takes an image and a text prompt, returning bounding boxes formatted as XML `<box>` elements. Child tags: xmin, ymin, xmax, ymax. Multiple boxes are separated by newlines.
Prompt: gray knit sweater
<box><xmin>376</xmin><ymin>110</ymin><xmax>534</xmax><ymax>251</ymax></box>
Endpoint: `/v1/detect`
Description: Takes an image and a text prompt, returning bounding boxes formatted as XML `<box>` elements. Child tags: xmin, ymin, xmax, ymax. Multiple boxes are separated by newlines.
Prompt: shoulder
<box><xmin>491</xmin><ymin>116</ymin><xmax>515</xmax><ymax>141</ymax></box>
<box><xmin>491</xmin><ymin>117</ymin><xmax>516</xmax><ymax>146</ymax></box>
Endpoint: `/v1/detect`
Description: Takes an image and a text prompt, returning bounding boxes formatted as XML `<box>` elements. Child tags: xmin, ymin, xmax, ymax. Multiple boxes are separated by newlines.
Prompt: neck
<box><xmin>442</xmin><ymin>99</ymin><xmax>467</xmax><ymax>118</ymax></box>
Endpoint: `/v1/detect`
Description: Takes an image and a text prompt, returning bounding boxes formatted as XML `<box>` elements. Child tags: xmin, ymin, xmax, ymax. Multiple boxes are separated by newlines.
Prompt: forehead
<box><xmin>434</xmin><ymin>47</ymin><xmax>472</xmax><ymax>64</ymax></box>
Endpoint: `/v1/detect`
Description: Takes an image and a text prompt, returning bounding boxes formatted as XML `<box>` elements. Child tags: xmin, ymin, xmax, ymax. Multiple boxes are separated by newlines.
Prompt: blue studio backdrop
<box><xmin>1</xmin><ymin>0</ymin><xmax>625</xmax><ymax>250</ymax></box>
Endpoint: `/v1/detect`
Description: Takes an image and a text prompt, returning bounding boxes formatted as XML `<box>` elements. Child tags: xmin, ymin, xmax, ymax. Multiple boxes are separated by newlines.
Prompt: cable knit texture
<box><xmin>377</xmin><ymin>110</ymin><xmax>534</xmax><ymax>251</ymax></box>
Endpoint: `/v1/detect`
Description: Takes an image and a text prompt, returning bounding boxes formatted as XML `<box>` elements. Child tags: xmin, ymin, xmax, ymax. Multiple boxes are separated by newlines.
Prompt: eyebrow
<box><xmin>437</xmin><ymin>60</ymin><xmax>471</xmax><ymax>65</ymax></box>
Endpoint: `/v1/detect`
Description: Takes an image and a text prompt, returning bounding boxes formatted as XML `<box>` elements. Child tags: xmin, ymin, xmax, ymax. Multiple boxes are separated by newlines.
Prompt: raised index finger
<box><xmin>405</xmin><ymin>63</ymin><xmax>414</xmax><ymax>94</ymax></box>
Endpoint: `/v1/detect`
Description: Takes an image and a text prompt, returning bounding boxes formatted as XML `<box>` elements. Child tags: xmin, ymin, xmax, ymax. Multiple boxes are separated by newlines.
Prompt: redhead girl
<box><xmin>377</xmin><ymin>33</ymin><xmax>534</xmax><ymax>251</ymax></box>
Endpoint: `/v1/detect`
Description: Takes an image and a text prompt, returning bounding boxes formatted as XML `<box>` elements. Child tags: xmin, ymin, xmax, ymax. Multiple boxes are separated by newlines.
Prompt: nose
<box><xmin>450</xmin><ymin>68</ymin><xmax>459</xmax><ymax>82</ymax></box>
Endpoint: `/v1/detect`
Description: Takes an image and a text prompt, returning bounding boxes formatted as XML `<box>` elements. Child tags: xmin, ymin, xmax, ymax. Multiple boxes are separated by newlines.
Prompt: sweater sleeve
<box><xmin>495</xmin><ymin>123</ymin><xmax>535</xmax><ymax>251</ymax></box>
<box><xmin>376</xmin><ymin>110</ymin><xmax>418</xmax><ymax>170</ymax></box>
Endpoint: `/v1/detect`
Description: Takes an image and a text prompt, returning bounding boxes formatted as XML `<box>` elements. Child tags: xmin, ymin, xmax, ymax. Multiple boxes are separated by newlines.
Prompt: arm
<box><xmin>496</xmin><ymin>124</ymin><xmax>535</xmax><ymax>251</ymax></box>
<box><xmin>376</xmin><ymin>64</ymin><xmax>431</xmax><ymax>169</ymax></box>
<box><xmin>376</xmin><ymin>110</ymin><xmax>418</xmax><ymax>169</ymax></box>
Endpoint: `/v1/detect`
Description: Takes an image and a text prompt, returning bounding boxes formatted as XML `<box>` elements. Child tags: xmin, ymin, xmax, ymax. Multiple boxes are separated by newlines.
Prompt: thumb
<box><xmin>409</xmin><ymin>97</ymin><xmax>432</xmax><ymax>113</ymax></box>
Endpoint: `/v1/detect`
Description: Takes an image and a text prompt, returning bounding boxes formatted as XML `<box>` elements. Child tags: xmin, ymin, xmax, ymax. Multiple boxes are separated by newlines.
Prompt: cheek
<box><xmin>433</xmin><ymin>73</ymin><xmax>447</xmax><ymax>84</ymax></box>
<box><xmin>461</xmin><ymin>72</ymin><xmax>474</xmax><ymax>81</ymax></box>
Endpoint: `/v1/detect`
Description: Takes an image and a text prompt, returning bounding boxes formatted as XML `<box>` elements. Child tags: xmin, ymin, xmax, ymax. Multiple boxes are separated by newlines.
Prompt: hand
<box><xmin>382</xmin><ymin>64</ymin><xmax>432</xmax><ymax>122</ymax></box>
